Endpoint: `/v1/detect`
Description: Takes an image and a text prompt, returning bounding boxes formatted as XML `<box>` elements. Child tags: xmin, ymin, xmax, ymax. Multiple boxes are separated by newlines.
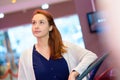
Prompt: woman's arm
<box><xmin>64</xmin><ymin>41</ymin><xmax>97</xmax><ymax>76</ymax></box>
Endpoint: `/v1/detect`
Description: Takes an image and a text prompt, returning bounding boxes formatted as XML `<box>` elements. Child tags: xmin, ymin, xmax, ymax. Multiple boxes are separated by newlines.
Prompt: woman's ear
<box><xmin>49</xmin><ymin>25</ymin><xmax>53</xmax><ymax>31</ymax></box>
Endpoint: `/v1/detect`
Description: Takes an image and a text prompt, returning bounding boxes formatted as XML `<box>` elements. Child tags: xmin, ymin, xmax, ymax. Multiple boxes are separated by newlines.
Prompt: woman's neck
<box><xmin>36</xmin><ymin>37</ymin><xmax>50</xmax><ymax>60</ymax></box>
<box><xmin>37</xmin><ymin>37</ymin><xmax>49</xmax><ymax>48</ymax></box>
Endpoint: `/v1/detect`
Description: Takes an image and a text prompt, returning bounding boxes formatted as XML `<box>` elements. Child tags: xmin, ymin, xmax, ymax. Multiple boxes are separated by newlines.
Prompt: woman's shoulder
<box><xmin>63</xmin><ymin>41</ymin><xmax>94</xmax><ymax>55</ymax></box>
<box><xmin>63</xmin><ymin>41</ymin><xmax>76</xmax><ymax>46</ymax></box>
<box><xmin>63</xmin><ymin>41</ymin><xmax>83</xmax><ymax>50</ymax></box>
<box><xmin>20</xmin><ymin>47</ymin><xmax>33</xmax><ymax>60</ymax></box>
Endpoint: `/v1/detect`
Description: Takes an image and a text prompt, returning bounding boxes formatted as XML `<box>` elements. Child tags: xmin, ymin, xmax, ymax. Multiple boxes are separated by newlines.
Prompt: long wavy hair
<box><xmin>33</xmin><ymin>9</ymin><xmax>67</xmax><ymax>59</ymax></box>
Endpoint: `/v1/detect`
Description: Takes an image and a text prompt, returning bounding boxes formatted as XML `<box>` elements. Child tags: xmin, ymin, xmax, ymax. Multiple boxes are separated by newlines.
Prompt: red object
<box><xmin>95</xmin><ymin>67</ymin><xmax>116</xmax><ymax>80</ymax></box>
<box><xmin>0</xmin><ymin>69</ymin><xmax>18</xmax><ymax>79</ymax></box>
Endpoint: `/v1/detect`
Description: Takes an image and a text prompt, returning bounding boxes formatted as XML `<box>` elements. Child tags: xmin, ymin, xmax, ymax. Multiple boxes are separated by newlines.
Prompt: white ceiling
<box><xmin>0</xmin><ymin>0</ymin><xmax>69</xmax><ymax>14</ymax></box>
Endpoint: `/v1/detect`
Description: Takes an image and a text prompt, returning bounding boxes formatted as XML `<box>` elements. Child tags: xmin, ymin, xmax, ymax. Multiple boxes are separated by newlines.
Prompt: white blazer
<box><xmin>18</xmin><ymin>41</ymin><xmax>97</xmax><ymax>80</ymax></box>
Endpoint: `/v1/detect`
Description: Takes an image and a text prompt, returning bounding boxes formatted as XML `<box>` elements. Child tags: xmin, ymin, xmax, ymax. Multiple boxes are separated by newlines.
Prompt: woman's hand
<box><xmin>68</xmin><ymin>70</ymin><xmax>79</xmax><ymax>80</ymax></box>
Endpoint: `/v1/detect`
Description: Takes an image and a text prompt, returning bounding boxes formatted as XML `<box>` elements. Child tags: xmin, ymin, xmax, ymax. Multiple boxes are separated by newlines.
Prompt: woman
<box><xmin>18</xmin><ymin>9</ymin><xmax>97</xmax><ymax>80</ymax></box>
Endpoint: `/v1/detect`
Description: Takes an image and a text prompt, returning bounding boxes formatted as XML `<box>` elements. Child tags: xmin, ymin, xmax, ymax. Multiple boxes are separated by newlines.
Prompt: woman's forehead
<box><xmin>32</xmin><ymin>14</ymin><xmax>47</xmax><ymax>20</ymax></box>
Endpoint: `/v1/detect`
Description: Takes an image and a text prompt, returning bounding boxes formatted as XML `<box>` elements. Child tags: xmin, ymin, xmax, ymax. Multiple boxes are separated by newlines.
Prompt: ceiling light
<box><xmin>41</xmin><ymin>3</ymin><xmax>49</xmax><ymax>10</ymax></box>
<box><xmin>12</xmin><ymin>0</ymin><xmax>16</xmax><ymax>3</ymax></box>
<box><xmin>0</xmin><ymin>13</ymin><xmax>4</xmax><ymax>19</ymax></box>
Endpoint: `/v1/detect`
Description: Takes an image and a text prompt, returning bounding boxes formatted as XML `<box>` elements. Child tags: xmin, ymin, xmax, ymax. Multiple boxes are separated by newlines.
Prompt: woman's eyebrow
<box><xmin>39</xmin><ymin>19</ymin><xmax>46</xmax><ymax>21</ymax></box>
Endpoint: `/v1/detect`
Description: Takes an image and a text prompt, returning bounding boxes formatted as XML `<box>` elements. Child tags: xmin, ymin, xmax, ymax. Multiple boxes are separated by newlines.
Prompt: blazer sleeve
<box><xmin>64</xmin><ymin>41</ymin><xmax>98</xmax><ymax>75</ymax></box>
<box><xmin>18</xmin><ymin>55</ymin><xmax>27</xmax><ymax>80</ymax></box>
<box><xmin>18</xmin><ymin>48</ymin><xmax>35</xmax><ymax>80</ymax></box>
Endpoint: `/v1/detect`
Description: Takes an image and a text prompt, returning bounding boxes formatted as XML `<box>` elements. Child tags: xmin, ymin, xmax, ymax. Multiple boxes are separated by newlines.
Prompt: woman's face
<box><xmin>32</xmin><ymin>14</ymin><xmax>52</xmax><ymax>38</ymax></box>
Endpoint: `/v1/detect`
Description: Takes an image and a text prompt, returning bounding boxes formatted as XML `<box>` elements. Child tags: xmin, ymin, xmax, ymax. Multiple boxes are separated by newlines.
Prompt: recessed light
<box><xmin>12</xmin><ymin>0</ymin><xmax>16</xmax><ymax>3</ymax></box>
<box><xmin>0</xmin><ymin>13</ymin><xmax>4</xmax><ymax>18</ymax></box>
<box><xmin>41</xmin><ymin>3</ymin><xmax>49</xmax><ymax>10</ymax></box>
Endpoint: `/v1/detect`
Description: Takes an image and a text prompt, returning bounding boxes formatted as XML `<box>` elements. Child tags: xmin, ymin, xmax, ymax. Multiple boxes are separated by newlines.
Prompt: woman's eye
<box><xmin>40</xmin><ymin>21</ymin><xmax>45</xmax><ymax>24</ymax></box>
<box><xmin>32</xmin><ymin>21</ymin><xmax>36</xmax><ymax>25</ymax></box>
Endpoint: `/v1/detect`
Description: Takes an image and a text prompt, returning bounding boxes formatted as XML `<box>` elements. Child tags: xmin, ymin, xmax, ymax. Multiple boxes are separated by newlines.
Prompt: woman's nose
<box><xmin>35</xmin><ymin>23</ymin><xmax>39</xmax><ymax>28</ymax></box>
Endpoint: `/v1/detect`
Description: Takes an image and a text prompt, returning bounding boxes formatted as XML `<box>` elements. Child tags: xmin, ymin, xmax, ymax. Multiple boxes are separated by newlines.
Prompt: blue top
<box><xmin>33</xmin><ymin>46</ymin><xmax>69</xmax><ymax>80</ymax></box>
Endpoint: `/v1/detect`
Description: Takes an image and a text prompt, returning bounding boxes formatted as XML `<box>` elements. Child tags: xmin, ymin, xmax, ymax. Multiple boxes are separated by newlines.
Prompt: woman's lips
<box><xmin>34</xmin><ymin>31</ymin><xmax>41</xmax><ymax>33</ymax></box>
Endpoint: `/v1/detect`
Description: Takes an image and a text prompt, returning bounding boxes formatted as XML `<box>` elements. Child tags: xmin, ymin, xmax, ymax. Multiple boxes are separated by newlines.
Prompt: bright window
<box><xmin>0</xmin><ymin>14</ymin><xmax>85</xmax><ymax>66</ymax></box>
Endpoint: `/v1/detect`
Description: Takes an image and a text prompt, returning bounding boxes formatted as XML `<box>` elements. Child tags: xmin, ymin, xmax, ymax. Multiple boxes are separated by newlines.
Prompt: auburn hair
<box><xmin>33</xmin><ymin>9</ymin><xmax>67</xmax><ymax>59</ymax></box>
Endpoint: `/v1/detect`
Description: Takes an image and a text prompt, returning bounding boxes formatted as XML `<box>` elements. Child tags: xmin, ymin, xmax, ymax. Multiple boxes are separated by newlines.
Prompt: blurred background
<box><xmin>0</xmin><ymin>0</ymin><xmax>118</xmax><ymax>80</ymax></box>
